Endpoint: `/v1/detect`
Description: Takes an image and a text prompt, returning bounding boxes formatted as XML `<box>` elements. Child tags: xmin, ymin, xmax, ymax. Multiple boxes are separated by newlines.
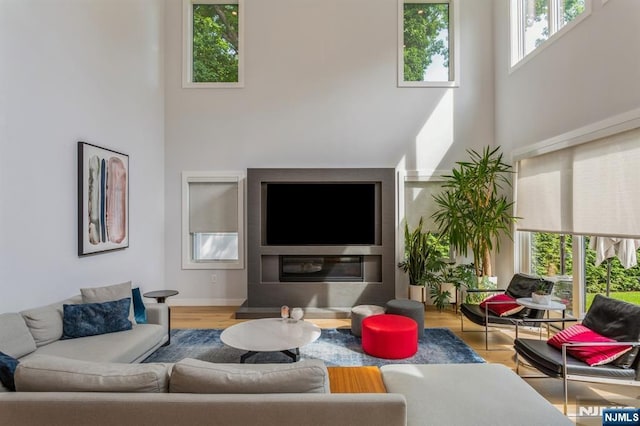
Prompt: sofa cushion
<box><xmin>479</xmin><ymin>294</ymin><xmax>524</xmax><ymax>317</ymax></box>
<box><xmin>547</xmin><ymin>324</ymin><xmax>632</xmax><ymax>366</ymax></box>
<box><xmin>0</xmin><ymin>313</ymin><xmax>37</xmax><ymax>358</ymax></box>
<box><xmin>20</xmin><ymin>304</ymin><xmax>64</xmax><ymax>347</ymax></box>
<box><xmin>81</xmin><ymin>281</ymin><xmax>136</xmax><ymax>325</ymax></box>
<box><xmin>170</xmin><ymin>358</ymin><xmax>330</xmax><ymax>394</ymax></box>
<box><xmin>15</xmin><ymin>355</ymin><xmax>170</xmax><ymax>393</ymax></box>
<box><xmin>62</xmin><ymin>298</ymin><xmax>132</xmax><ymax>339</ymax></box>
<box><xmin>28</xmin><ymin>323</ymin><xmax>166</xmax><ymax>363</ymax></box>
<box><xmin>0</xmin><ymin>351</ymin><xmax>19</xmax><ymax>391</ymax></box>
<box><xmin>381</xmin><ymin>363</ymin><xmax>573</xmax><ymax>426</ymax></box>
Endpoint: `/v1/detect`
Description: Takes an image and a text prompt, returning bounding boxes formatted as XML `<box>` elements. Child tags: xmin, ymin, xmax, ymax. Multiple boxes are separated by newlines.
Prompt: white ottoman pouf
<box><xmin>350</xmin><ymin>305</ymin><xmax>385</xmax><ymax>337</ymax></box>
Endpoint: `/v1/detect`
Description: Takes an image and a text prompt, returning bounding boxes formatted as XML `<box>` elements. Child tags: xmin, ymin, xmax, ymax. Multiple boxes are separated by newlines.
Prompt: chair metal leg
<box><xmin>485</xmin><ymin>305</ymin><xmax>491</xmax><ymax>351</ymax></box>
<box><xmin>562</xmin><ymin>347</ymin><xmax>569</xmax><ymax>415</ymax></box>
<box><xmin>485</xmin><ymin>323</ymin><xmax>489</xmax><ymax>351</ymax></box>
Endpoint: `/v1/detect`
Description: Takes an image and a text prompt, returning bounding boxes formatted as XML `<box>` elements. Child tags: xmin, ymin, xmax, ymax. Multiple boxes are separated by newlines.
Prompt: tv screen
<box><xmin>265</xmin><ymin>183</ymin><xmax>376</xmax><ymax>245</ymax></box>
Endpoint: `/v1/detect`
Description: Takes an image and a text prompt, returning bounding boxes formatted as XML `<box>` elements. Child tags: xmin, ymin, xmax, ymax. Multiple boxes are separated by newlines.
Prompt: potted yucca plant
<box><xmin>431</xmin><ymin>146</ymin><xmax>518</xmax><ymax>280</ymax></box>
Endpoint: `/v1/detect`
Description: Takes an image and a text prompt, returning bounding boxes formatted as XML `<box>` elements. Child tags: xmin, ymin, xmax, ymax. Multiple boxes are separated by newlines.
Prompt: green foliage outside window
<box><xmin>531</xmin><ymin>233</ymin><xmax>640</xmax><ymax>294</ymax></box>
<box><xmin>530</xmin><ymin>0</ymin><xmax>586</xmax><ymax>47</ymax></box>
<box><xmin>403</xmin><ymin>3</ymin><xmax>449</xmax><ymax>81</ymax></box>
<box><xmin>193</xmin><ymin>4</ymin><xmax>239</xmax><ymax>83</ymax></box>
<box><xmin>561</xmin><ymin>0</ymin><xmax>586</xmax><ymax>24</ymax></box>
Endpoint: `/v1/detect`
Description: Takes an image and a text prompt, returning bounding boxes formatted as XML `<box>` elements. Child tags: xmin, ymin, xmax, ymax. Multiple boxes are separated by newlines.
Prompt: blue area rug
<box><xmin>144</xmin><ymin>327</ymin><xmax>484</xmax><ymax>366</ymax></box>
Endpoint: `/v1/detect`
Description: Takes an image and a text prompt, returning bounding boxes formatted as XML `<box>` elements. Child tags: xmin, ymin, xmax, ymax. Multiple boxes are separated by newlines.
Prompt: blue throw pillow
<box><xmin>0</xmin><ymin>351</ymin><xmax>19</xmax><ymax>391</ymax></box>
<box><xmin>62</xmin><ymin>298</ymin><xmax>132</xmax><ymax>339</ymax></box>
<box><xmin>132</xmin><ymin>287</ymin><xmax>147</xmax><ymax>324</ymax></box>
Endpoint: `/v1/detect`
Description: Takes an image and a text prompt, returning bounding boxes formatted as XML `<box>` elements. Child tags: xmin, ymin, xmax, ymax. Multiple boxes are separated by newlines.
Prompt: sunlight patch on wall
<box><xmin>415</xmin><ymin>90</ymin><xmax>454</xmax><ymax>170</ymax></box>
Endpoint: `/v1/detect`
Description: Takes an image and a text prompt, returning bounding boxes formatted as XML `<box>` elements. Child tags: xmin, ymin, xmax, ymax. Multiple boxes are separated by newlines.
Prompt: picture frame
<box><xmin>77</xmin><ymin>141</ymin><xmax>129</xmax><ymax>256</ymax></box>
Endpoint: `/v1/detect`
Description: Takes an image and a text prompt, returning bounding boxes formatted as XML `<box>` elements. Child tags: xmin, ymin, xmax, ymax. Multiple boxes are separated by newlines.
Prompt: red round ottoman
<box><xmin>361</xmin><ymin>314</ymin><xmax>418</xmax><ymax>359</ymax></box>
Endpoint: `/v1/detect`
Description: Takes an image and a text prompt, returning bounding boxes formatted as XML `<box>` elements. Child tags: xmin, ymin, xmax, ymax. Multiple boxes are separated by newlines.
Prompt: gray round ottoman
<box><xmin>385</xmin><ymin>299</ymin><xmax>425</xmax><ymax>337</ymax></box>
<box><xmin>350</xmin><ymin>305</ymin><xmax>385</xmax><ymax>337</ymax></box>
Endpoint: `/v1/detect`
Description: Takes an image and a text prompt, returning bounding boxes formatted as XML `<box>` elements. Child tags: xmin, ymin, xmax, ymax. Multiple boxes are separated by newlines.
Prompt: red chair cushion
<box><xmin>547</xmin><ymin>324</ymin><xmax>633</xmax><ymax>366</ymax></box>
<box><xmin>479</xmin><ymin>294</ymin><xmax>524</xmax><ymax>317</ymax></box>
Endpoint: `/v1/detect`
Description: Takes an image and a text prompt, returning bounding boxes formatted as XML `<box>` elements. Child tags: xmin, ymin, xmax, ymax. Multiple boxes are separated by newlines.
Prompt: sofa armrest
<box><xmin>145</xmin><ymin>304</ymin><xmax>168</xmax><ymax>330</ymax></box>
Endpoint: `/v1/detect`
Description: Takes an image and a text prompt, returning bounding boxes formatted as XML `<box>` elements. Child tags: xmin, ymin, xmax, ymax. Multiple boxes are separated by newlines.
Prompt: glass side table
<box><xmin>516</xmin><ymin>297</ymin><xmax>566</xmax><ymax>339</ymax></box>
<box><xmin>143</xmin><ymin>290</ymin><xmax>179</xmax><ymax>345</ymax></box>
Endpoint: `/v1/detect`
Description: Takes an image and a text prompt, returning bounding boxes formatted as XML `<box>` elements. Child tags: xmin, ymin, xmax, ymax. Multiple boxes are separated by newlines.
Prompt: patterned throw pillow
<box><xmin>547</xmin><ymin>324</ymin><xmax>633</xmax><ymax>366</ymax></box>
<box><xmin>479</xmin><ymin>294</ymin><xmax>524</xmax><ymax>317</ymax></box>
<box><xmin>0</xmin><ymin>351</ymin><xmax>19</xmax><ymax>391</ymax></box>
<box><xmin>62</xmin><ymin>298</ymin><xmax>132</xmax><ymax>339</ymax></box>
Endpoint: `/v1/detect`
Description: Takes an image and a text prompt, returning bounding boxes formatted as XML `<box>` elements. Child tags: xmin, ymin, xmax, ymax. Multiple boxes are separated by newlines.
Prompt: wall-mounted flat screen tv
<box><xmin>265</xmin><ymin>183</ymin><xmax>376</xmax><ymax>245</ymax></box>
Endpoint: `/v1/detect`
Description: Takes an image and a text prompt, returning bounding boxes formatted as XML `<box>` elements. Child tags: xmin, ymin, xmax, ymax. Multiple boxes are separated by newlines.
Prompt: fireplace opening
<box><xmin>279</xmin><ymin>255</ymin><xmax>364</xmax><ymax>282</ymax></box>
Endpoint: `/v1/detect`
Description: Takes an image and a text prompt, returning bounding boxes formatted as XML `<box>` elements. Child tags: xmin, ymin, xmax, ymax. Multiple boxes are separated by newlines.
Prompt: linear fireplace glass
<box><xmin>265</xmin><ymin>183</ymin><xmax>376</xmax><ymax>245</ymax></box>
<box><xmin>280</xmin><ymin>256</ymin><xmax>364</xmax><ymax>282</ymax></box>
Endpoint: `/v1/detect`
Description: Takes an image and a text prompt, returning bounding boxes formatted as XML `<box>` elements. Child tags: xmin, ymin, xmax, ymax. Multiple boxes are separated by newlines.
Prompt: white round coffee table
<box><xmin>220</xmin><ymin>318</ymin><xmax>321</xmax><ymax>363</ymax></box>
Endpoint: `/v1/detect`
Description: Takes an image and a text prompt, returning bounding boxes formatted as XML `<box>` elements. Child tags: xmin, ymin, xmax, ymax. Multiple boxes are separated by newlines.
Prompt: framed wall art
<box><xmin>77</xmin><ymin>142</ymin><xmax>129</xmax><ymax>256</ymax></box>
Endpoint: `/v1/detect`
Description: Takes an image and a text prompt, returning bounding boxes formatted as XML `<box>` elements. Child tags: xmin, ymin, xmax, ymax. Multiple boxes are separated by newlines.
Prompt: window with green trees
<box><xmin>526</xmin><ymin>232</ymin><xmax>640</xmax><ymax>316</ymax></box>
<box><xmin>511</xmin><ymin>0</ymin><xmax>589</xmax><ymax>66</ymax></box>
<box><xmin>183</xmin><ymin>0</ymin><xmax>243</xmax><ymax>87</ymax></box>
<box><xmin>399</xmin><ymin>0</ymin><xmax>458</xmax><ymax>87</ymax></box>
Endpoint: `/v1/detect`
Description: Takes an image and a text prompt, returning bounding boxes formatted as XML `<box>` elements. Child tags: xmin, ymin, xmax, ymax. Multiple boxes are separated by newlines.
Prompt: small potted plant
<box><xmin>531</xmin><ymin>283</ymin><xmax>552</xmax><ymax>305</ymax></box>
<box><xmin>398</xmin><ymin>218</ymin><xmax>447</xmax><ymax>304</ymax></box>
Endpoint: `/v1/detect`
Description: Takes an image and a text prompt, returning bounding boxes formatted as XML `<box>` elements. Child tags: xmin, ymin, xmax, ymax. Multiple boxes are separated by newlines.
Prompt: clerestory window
<box><xmin>510</xmin><ymin>0</ymin><xmax>590</xmax><ymax>68</ymax></box>
<box><xmin>398</xmin><ymin>0</ymin><xmax>459</xmax><ymax>87</ymax></box>
<box><xmin>182</xmin><ymin>0</ymin><xmax>244</xmax><ymax>88</ymax></box>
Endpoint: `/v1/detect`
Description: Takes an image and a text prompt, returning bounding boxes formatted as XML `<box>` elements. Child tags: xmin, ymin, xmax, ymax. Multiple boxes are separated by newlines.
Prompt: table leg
<box><xmin>239</xmin><ymin>349</ymin><xmax>299</xmax><ymax>363</ymax></box>
<box><xmin>240</xmin><ymin>351</ymin><xmax>258</xmax><ymax>363</ymax></box>
<box><xmin>281</xmin><ymin>348</ymin><xmax>299</xmax><ymax>362</ymax></box>
<box><xmin>164</xmin><ymin>305</ymin><xmax>171</xmax><ymax>346</ymax></box>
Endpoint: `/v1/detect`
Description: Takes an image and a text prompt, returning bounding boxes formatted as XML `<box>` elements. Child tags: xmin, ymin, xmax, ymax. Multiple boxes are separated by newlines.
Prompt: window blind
<box><xmin>572</xmin><ymin>128</ymin><xmax>640</xmax><ymax>238</ymax></box>
<box><xmin>516</xmin><ymin>127</ymin><xmax>640</xmax><ymax>238</ymax></box>
<box><xmin>188</xmin><ymin>181</ymin><xmax>238</xmax><ymax>233</ymax></box>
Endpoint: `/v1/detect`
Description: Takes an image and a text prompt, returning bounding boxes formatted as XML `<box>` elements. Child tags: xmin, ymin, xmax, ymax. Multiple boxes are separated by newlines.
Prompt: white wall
<box><xmin>0</xmin><ymin>0</ymin><xmax>166</xmax><ymax>312</ymax></box>
<box><xmin>495</xmin><ymin>0</ymin><xmax>640</xmax><ymax>151</ymax></box>
<box><xmin>164</xmin><ymin>0</ymin><xmax>495</xmax><ymax>304</ymax></box>
<box><xmin>493</xmin><ymin>0</ymin><xmax>640</xmax><ymax>281</ymax></box>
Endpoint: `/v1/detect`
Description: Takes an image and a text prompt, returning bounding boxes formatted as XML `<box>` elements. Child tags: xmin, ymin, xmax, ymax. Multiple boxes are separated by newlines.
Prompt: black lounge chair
<box><xmin>460</xmin><ymin>273</ymin><xmax>554</xmax><ymax>350</ymax></box>
<box><xmin>514</xmin><ymin>294</ymin><xmax>640</xmax><ymax>414</ymax></box>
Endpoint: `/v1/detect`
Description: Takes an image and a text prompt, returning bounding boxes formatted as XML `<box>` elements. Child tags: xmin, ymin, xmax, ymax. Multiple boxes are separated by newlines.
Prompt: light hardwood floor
<box><xmin>170</xmin><ymin>305</ymin><xmax>639</xmax><ymax>418</ymax></box>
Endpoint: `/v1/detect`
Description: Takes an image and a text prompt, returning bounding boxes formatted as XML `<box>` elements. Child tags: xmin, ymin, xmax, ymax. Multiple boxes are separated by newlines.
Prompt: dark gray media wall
<box><xmin>240</xmin><ymin>168</ymin><xmax>395</xmax><ymax>318</ymax></box>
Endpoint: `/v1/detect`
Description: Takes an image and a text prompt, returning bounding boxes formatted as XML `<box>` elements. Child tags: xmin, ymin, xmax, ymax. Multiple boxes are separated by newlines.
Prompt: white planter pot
<box><xmin>427</xmin><ymin>282</ymin><xmax>455</xmax><ymax>305</ymax></box>
<box><xmin>409</xmin><ymin>285</ymin><xmax>426</xmax><ymax>303</ymax></box>
<box><xmin>531</xmin><ymin>293</ymin><xmax>551</xmax><ymax>305</ymax></box>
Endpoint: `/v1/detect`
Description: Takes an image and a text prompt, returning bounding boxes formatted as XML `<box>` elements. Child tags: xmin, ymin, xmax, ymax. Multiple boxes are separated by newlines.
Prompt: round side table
<box><xmin>144</xmin><ymin>290</ymin><xmax>179</xmax><ymax>345</ymax></box>
<box><xmin>515</xmin><ymin>297</ymin><xmax>566</xmax><ymax>339</ymax></box>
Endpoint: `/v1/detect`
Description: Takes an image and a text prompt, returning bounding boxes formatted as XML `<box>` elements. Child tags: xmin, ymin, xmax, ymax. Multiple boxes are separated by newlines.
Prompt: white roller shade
<box><xmin>516</xmin><ymin>149</ymin><xmax>573</xmax><ymax>233</ymax></box>
<box><xmin>189</xmin><ymin>181</ymin><xmax>238</xmax><ymax>233</ymax></box>
<box><xmin>573</xmin><ymin>128</ymin><xmax>640</xmax><ymax>238</ymax></box>
<box><xmin>516</xmin><ymin>126</ymin><xmax>640</xmax><ymax>238</ymax></box>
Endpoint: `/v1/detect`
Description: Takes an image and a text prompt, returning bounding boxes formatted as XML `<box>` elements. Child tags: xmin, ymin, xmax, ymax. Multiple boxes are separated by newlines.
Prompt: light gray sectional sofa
<box><xmin>0</xmin><ymin>293</ymin><xmax>572</xmax><ymax>426</ymax></box>
<box><xmin>0</xmin><ymin>293</ymin><xmax>168</xmax><ymax>384</ymax></box>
